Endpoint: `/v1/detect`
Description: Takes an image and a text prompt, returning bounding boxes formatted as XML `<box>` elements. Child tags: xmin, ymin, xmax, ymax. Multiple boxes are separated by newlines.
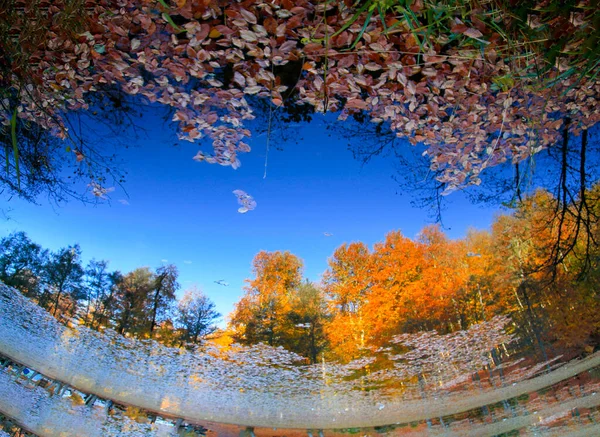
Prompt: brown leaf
<box><xmin>239</xmin><ymin>8</ymin><xmax>257</xmax><ymax>24</ymax></box>
<box><xmin>364</xmin><ymin>62</ymin><xmax>382</xmax><ymax>71</ymax></box>
<box><xmin>215</xmin><ymin>25</ymin><xmax>235</xmax><ymax>35</ymax></box>
<box><xmin>263</xmin><ymin>17</ymin><xmax>277</xmax><ymax>34</ymax></box>
<box><xmin>279</xmin><ymin>40</ymin><xmax>297</xmax><ymax>53</ymax></box>
<box><xmin>224</xmin><ymin>9</ymin><xmax>240</xmax><ymax>19</ymax></box>
<box><xmin>186</xmin><ymin>46</ymin><xmax>197</xmax><ymax>58</ymax></box>
<box><xmin>240</xmin><ymin>30</ymin><xmax>257</xmax><ymax>42</ymax></box>
<box><xmin>463</xmin><ymin>28</ymin><xmax>484</xmax><ymax>39</ymax></box>
<box><xmin>337</xmin><ymin>55</ymin><xmax>355</xmax><ymax>69</ymax></box>
<box><xmin>206</xmin><ymin>112</ymin><xmax>218</xmax><ymax>124</ymax></box>
<box><xmin>303</xmin><ymin>43</ymin><xmax>323</xmax><ymax>53</ymax></box>
<box><xmin>346</xmin><ymin>99</ymin><xmax>368</xmax><ymax>110</ymax></box>
<box><xmin>451</xmin><ymin>24</ymin><xmax>468</xmax><ymax>34</ymax></box>
<box><xmin>335</xmin><ymin>32</ymin><xmax>349</xmax><ymax>47</ymax></box>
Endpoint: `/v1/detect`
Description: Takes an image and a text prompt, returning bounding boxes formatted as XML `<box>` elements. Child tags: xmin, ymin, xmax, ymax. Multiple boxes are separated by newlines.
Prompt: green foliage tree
<box><xmin>175</xmin><ymin>287</ymin><xmax>220</xmax><ymax>345</ymax></box>
<box><xmin>41</xmin><ymin>244</ymin><xmax>84</xmax><ymax>318</ymax></box>
<box><xmin>114</xmin><ymin>267</ymin><xmax>155</xmax><ymax>336</ymax></box>
<box><xmin>284</xmin><ymin>281</ymin><xmax>329</xmax><ymax>364</ymax></box>
<box><xmin>148</xmin><ymin>264</ymin><xmax>179</xmax><ymax>336</ymax></box>
<box><xmin>82</xmin><ymin>259</ymin><xmax>120</xmax><ymax>330</ymax></box>
<box><xmin>0</xmin><ymin>231</ymin><xmax>47</xmax><ymax>298</ymax></box>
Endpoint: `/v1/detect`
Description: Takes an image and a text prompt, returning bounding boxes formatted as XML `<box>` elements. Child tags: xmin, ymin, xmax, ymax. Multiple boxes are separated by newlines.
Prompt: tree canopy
<box><xmin>229</xmin><ymin>184</ymin><xmax>600</xmax><ymax>362</ymax></box>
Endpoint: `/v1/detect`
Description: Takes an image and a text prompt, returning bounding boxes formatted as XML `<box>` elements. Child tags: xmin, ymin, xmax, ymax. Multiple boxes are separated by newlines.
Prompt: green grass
<box><xmin>334</xmin><ymin>0</ymin><xmax>599</xmax><ymax>90</ymax></box>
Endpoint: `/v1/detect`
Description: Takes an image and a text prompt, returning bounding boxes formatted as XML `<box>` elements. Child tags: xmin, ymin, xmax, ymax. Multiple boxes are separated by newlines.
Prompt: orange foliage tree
<box><xmin>491</xmin><ymin>188</ymin><xmax>600</xmax><ymax>350</ymax></box>
<box><xmin>229</xmin><ymin>250</ymin><xmax>303</xmax><ymax>347</ymax></box>
<box><xmin>322</xmin><ymin>242</ymin><xmax>373</xmax><ymax>360</ymax></box>
<box><xmin>231</xmin><ymin>187</ymin><xmax>600</xmax><ymax>361</ymax></box>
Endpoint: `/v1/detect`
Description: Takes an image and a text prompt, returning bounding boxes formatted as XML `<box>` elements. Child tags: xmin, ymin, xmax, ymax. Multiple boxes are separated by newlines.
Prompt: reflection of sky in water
<box><xmin>0</xmin><ymin>115</ymin><xmax>497</xmax><ymax>324</ymax></box>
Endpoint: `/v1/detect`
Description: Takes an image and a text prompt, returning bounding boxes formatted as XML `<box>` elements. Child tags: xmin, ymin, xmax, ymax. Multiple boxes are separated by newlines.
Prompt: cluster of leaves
<box><xmin>1</xmin><ymin>0</ymin><xmax>598</xmax><ymax>198</ymax></box>
<box><xmin>0</xmin><ymin>231</ymin><xmax>220</xmax><ymax>345</ymax></box>
<box><xmin>233</xmin><ymin>188</ymin><xmax>257</xmax><ymax>213</ymax></box>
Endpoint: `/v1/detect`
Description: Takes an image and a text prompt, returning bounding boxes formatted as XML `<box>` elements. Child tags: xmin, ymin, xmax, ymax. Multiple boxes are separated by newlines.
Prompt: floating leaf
<box><xmin>233</xmin><ymin>189</ymin><xmax>256</xmax><ymax>213</ymax></box>
<box><xmin>239</xmin><ymin>30</ymin><xmax>257</xmax><ymax>42</ymax></box>
<box><xmin>364</xmin><ymin>62</ymin><xmax>382</xmax><ymax>71</ymax></box>
<box><xmin>243</xmin><ymin>85</ymin><xmax>262</xmax><ymax>95</ymax></box>
<box><xmin>239</xmin><ymin>8</ymin><xmax>257</xmax><ymax>24</ymax></box>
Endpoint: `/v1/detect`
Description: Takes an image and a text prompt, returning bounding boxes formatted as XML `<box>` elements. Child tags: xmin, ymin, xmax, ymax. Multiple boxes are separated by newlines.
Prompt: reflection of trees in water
<box><xmin>2</xmin><ymin>338</ymin><xmax>600</xmax><ymax>435</ymax></box>
<box><xmin>4</xmin><ymin>282</ymin><xmax>599</xmax><ymax>432</ymax></box>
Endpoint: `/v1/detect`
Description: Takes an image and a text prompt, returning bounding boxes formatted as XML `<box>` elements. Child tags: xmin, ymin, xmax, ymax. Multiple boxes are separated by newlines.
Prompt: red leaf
<box><xmin>451</xmin><ymin>24</ymin><xmax>468</xmax><ymax>34</ymax></box>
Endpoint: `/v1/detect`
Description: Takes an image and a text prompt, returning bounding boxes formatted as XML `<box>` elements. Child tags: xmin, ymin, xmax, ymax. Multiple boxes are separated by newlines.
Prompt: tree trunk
<box><xmin>52</xmin><ymin>286</ymin><xmax>64</xmax><ymax>317</ymax></box>
<box><xmin>149</xmin><ymin>286</ymin><xmax>161</xmax><ymax>335</ymax></box>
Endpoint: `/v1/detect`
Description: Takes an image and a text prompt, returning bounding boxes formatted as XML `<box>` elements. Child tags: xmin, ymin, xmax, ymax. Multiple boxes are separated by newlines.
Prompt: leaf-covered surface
<box><xmin>2</xmin><ymin>282</ymin><xmax>600</xmax><ymax>430</ymax></box>
<box><xmin>0</xmin><ymin>0</ymin><xmax>598</xmax><ymax>193</ymax></box>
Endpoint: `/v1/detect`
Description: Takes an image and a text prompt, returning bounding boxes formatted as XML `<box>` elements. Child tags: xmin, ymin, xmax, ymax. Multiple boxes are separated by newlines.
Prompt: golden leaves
<box><xmin>208</xmin><ymin>28</ymin><xmax>222</xmax><ymax>38</ymax></box>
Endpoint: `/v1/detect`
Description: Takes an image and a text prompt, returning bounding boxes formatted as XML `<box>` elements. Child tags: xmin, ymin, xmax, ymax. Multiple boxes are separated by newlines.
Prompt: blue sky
<box><xmin>0</xmin><ymin>113</ymin><xmax>499</xmax><ymax>324</ymax></box>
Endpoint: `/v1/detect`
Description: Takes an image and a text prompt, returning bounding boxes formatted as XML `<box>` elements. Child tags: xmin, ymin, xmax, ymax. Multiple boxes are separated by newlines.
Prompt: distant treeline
<box><xmin>0</xmin><ymin>232</ymin><xmax>220</xmax><ymax>346</ymax></box>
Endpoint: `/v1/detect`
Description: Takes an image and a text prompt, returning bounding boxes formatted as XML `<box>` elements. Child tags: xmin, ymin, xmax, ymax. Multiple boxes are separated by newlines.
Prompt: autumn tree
<box><xmin>490</xmin><ymin>187</ymin><xmax>600</xmax><ymax>350</ymax></box>
<box><xmin>414</xmin><ymin>226</ymin><xmax>469</xmax><ymax>332</ymax></box>
<box><xmin>176</xmin><ymin>287</ymin><xmax>220</xmax><ymax>345</ymax></box>
<box><xmin>282</xmin><ymin>281</ymin><xmax>328</xmax><ymax>364</ymax></box>
<box><xmin>457</xmin><ymin>229</ymin><xmax>507</xmax><ymax>324</ymax></box>
<box><xmin>230</xmin><ymin>251</ymin><xmax>303</xmax><ymax>347</ymax></box>
<box><xmin>323</xmin><ymin>242</ymin><xmax>373</xmax><ymax>360</ymax></box>
<box><xmin>369</xmin><ymin>231</ymin><xmax>428</xmax><ymax>336</ymax></box>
